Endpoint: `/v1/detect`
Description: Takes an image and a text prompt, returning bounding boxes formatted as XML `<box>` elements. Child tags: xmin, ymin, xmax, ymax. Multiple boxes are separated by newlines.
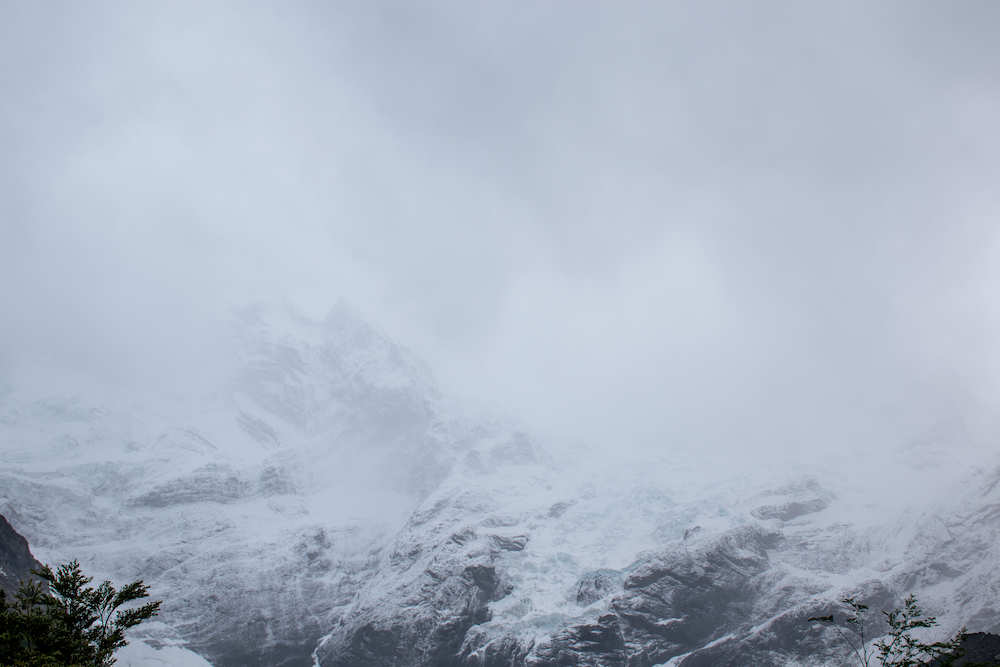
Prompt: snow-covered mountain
<box><xmin>1</xmin><ymin>304</ymin><xmax>999</xmax><ymax>667</ymax></box>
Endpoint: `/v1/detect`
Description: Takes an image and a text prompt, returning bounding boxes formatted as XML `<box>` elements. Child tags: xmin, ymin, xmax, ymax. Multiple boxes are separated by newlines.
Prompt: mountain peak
<box><xmin>229</xmin><ymin>301</ymin><xmax>440</xmax><ymax>434</ymax></box>
<box><xmin>322</xmin><ymin>302</ymin><xmax>439</xmax><ymax>398</ymax></box>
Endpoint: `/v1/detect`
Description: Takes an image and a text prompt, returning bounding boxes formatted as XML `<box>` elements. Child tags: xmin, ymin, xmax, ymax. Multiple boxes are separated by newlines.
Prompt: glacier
<box><xmin>1</xmin><ymin>303</ymin><xmax>999</xmax><ymax>666</ymax></box>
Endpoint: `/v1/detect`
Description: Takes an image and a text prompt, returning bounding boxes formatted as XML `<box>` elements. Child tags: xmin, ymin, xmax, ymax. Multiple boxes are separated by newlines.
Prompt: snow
<box><xmin>115</xmin><ymin>641</ymin><xmax>215</xmax><ymax>667</ymax></box>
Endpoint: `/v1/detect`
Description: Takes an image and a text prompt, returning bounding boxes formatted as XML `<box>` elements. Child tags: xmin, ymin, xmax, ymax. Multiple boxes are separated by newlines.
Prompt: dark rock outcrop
<box><xmin>942</xmin><ymin>632</ymin><xmax>1000</xmax><ymax>666</ymax></box>
<box><xmin>0</xmin><ymin>514</ymin><xmax>44</xmax><ymax>598</ymax></box>
<box><xmin>517</xmin><ymin>526</ymin><xmax>777</xmax><ymax>667</ymax></box>
<box><xmin>319</xmin><ymin>547</ymin><xmax>510</xmax><ymax>667</ymax></box>
<box><xmin>677</xmin><ymin>581</ymin><xmax>895</xmax><ymax>667</ymax></box>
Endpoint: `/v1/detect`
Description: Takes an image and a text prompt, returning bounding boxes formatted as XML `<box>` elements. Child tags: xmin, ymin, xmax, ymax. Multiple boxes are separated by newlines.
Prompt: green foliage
<box><xmin>809</xmin><ymin>594</ymin><xmax>967</xmax><ymax>667</ymax></box>
<box><xmin>0</xmin><ymin>560</ymin><xmax>161</xmax><ymax>667</ymax></box>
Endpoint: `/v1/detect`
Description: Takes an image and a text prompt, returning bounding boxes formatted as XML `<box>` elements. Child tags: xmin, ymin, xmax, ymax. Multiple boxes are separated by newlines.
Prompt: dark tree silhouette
<box><xmin>0</xmin><ymin>560</ymin><xmax>160</xmax><ymax>666</ymax></box>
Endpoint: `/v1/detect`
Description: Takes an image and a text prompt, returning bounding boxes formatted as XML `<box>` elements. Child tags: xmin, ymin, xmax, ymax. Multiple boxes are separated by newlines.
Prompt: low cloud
<box><xmin>2</xmin><ymin>1</ymin><xmax>999</xmax><ymax>466</ymax></box>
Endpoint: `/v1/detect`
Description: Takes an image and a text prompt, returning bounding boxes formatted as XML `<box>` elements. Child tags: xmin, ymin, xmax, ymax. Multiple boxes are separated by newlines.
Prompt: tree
<box><xmin>0</xmin><ymin>560</ymin><xmax>161</xmax><ymax>666</ymax></box>
<box><xmin>809</xmin><ymin>594</ymin><xmax>968</xmax><ymax>667</ymax></box>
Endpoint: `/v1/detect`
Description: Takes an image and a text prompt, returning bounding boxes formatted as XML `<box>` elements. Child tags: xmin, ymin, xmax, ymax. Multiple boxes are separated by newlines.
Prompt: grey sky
<box><xmin>2</xmin><ymin>1</ymin><xmax>1000</xmax><ymax>458</ymax></box>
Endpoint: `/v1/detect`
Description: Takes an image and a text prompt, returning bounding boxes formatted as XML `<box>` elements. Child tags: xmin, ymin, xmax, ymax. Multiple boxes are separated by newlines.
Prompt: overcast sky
<box><xmin>2</xmin><ymin>1</ymin><xmax>1000</xmax><ymax>460</ymax></box>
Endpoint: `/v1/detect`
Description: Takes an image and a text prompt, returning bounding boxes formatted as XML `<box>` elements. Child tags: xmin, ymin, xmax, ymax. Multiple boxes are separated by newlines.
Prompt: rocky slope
<box><xmin>0</xmin><ymin>513</ymin><xmax>43</xmax><ymax>598</ymax></box>
<box><xmin>1</xmin><ymin>304</ymin><xmax>999</xmax><ymax>666</ymax></box>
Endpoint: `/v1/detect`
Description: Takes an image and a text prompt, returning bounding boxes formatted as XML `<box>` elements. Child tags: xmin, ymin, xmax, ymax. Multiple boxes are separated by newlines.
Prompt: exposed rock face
<box><xmin>675</xmin><ymin>580</ymin><xmax>895</xmax><ymax>667</ymax></box>
<box><xmin>948</xmin><ymin>632</ymin><xmax>1000</xmax><ymax>666</ymax></box>
<box><xmin>0</xmin><ymin>513</ymin><xmax>43</xmax><ymax>598</ymax></box>
<box><xmin>517</xmin><ymin>526</ymin><xmax>774</xmax><ymax>667</ymax></box>
<box><xmin>317</xmin><ymin>482</ymin><xmax>533</xmax><ymax>667</ymax></box>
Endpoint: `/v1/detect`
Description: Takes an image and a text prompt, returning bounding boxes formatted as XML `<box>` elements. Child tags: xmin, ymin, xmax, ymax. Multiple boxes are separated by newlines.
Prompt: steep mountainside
<box><xmin>313</xmin><ymin>456</ymin><xmax>1000</xmax><ymax>667</ymax></box>
<box><xmin>0</xmin><ymin>304</ymin><xmax>541</xmax><ymax>666</ymax></box>
<box><xmin>1</xmin><ymin>304</ymin><xmax>998</xmax><ymax>667</ymax></box>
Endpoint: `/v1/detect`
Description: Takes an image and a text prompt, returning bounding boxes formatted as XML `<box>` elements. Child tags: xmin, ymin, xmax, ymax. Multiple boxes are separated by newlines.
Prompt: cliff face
<box><xmin>0</xmin><ymin>514</ymin><xmax>43</xmax><ymax>599</ymax></box>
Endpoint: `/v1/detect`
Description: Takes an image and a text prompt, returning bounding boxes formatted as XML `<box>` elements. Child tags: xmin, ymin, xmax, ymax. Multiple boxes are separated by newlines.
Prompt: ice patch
<box><xmin>115</xmin><ymin>641</ymin><xmax>213</xmax><ymax>667</ymax></box>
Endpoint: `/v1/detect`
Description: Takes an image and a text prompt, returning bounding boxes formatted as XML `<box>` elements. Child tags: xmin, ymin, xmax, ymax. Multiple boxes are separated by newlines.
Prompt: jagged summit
<box><xmin>228</xmin><ymin>301</ymin><xmax>440</xmax><ymax>437</ymax></box>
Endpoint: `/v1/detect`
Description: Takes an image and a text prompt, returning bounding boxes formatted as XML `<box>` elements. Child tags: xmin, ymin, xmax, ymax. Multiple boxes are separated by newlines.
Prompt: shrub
<box><xmin>809</xmin><ymin>594</ymin><xmax>967</xmax><ymax>667</ymax></box>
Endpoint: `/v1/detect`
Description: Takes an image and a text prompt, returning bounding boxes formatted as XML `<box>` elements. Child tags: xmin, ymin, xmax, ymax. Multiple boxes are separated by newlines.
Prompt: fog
<box><xmin>2</xmin><ymin>1</ymin><xmax>1000</xmax><ymax>462</ymax></box>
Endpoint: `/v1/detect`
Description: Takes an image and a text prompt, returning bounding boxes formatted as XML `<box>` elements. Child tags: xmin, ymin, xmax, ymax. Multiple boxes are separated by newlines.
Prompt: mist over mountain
<box><xmin>3</xmin><ymin>1</ymin><xmax>1000</xmax><ymax>462</ymax></box>
<box><xmin>1</xmin><ymin>304</ymin><xmax>998</xmax><ymax>666</ymax></box>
